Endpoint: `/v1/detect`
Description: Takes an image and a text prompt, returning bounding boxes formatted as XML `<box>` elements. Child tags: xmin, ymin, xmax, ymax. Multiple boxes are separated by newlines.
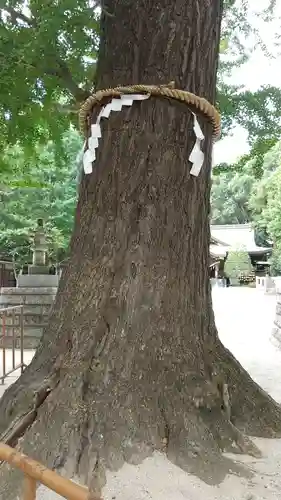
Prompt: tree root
<box><xmin>192</xmin><ymin>371</ymin><xmax>262</xmax><ymax>460</ymax></box>
<box><xmin>229</xmin><ymin>422</ymin><xmax>261</xmax><ymax>458</ymax></box>
<box><xmin>218</xmin><ymin>381</ymin><xmax>261</xmax><ymax>458</ymax></box>
<box><xmin>0</xmin><ymin>339</ymin><xmax>277</xmax><ymax>497</ymax></box>
<box><xmin>212</xmin><ymin>340</ymin><xmax>281</xmax><ymax>437</ymax></box>
<box><xmin>0</xmin><ymin>369</ymin><xmax>263</xmax><ymax>499</ymax></box>
<box><xmin>0</xmin><ymin>408</ymin><xmax>37</xmax><ymax>449</ymax></box>
<box><xmin>0</xmin><ymin>372</ymin><xmax>59</xmax><ymax>449</ymax></box>
<box><xmin>202</xmin><ymin>406</ymin><xmax>262</xmax><ymax>459</ymax></box>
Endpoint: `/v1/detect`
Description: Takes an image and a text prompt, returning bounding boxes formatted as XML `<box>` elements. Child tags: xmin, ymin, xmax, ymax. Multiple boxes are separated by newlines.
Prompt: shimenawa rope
<box><xmin>79</xmin><ymin>82</ymin><xmax>221</xmax><ymax>140</ymax></box>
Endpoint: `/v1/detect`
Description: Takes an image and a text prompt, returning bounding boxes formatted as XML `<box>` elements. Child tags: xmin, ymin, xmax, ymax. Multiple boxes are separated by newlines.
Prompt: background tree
<box><xmin>1</xmin><ymin>1</ymin><xmax>281</xmax><ymax>498</ymax></box>
<box><xmin>211</xmin><ymin>170</ymin><xmax>254</xmax><ymax>224</ymax></box>
<box><xmin>211</xmin><ymin>139</ymin><xmax>280</xmax><ymax>272</ymax></box>
<box><xmin>249</xmin><ymin>140</ymin><xmax>281</xmax><ymax>273</ymax></box>
<box><xmin>0</xmin><ymin>128</ymin><xmax>80</xmax><ymax>267</ymax></box>
<box><xmin>213</xmin><ymin>136</ymin><xmax>279</xmax><ymax>178</ymax></box>
<box><xmin>211</xmin><ymin>138</ymin><xmax>281</xmax><ymax>274</ymax></box>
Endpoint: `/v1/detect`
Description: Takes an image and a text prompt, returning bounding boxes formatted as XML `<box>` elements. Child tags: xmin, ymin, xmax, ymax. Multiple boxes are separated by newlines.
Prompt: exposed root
<box><xmin>229</xmin><ymin>422</ymin><xmax>262</xmax><ymax>458</ymax></box>
<box><xmin>0</xmin><ymin>409</ymin><xmax>37</xmax><ymax>449</ymax></box>
<box><xmin>192</xmin><ymin>370</ymin><xmax>262</xmax><ymax>460</ymax></box>
<box><xmin>213</xmin><ymin>340</ymin><xmax>281</xmax><ymax>437</ymax></box>
<box><xmin>221</xmin><ymin>383</ymin><xmax>231</xmax><ymax>421</ymax></box>
<box><xmin>0</xmin><ymin>371</ymin><xmax>59</xmax><ymax>449</ymax></box>
<box><xmin>0</xmin><ymin>339</ymin><xmax>277</xmax><ymax>498</ymax></box>
<box><xmin>0</xmin><ymin>365</ymin><xmax>261</xmax><ymax>499</ymax></box>
<box><xmin>158</xmin><ymin>403</ymin><xmax>170</xmax><ymax>452</ymax></box>
<box><xmin>221</xmin><ymin>382</ymin><xmax>261</xmax><ymax>457</ymax></box>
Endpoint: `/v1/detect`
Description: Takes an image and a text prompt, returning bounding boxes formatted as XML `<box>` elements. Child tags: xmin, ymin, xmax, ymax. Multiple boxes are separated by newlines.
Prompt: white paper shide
<box><xmin>189</xmin><ymin>113</ymin><xmax>205</xmax><ymax>177</ymax></box>
<box><xmin>83</xmin><ymin>94</ymin><xmax>150</xmax><ymax>174</ymax></box>
<box><xmin>82</xmin><ymin>95</ymin><xmax>205</xmax><ymax>178</ymax></box>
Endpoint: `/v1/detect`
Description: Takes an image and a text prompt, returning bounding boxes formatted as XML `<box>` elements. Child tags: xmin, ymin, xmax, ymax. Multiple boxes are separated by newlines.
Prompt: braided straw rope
<box><xmin>79</xmin><ymin>82</ymin><xmax>221</xmax><ymax>140</ymax></box>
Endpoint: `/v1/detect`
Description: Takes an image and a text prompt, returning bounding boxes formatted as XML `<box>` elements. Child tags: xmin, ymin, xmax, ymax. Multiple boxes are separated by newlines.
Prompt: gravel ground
<box><xmin>2</xmin><ymin>287</ymin><xmax>281</xmax><ymax>499</ymax></box>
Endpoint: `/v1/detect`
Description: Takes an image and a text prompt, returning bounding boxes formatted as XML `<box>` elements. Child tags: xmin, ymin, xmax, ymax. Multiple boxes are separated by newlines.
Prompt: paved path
<box><xmin>213</xmin><ymin>286</ymin><xmax>281</xmax><ymax>402</ymax></box>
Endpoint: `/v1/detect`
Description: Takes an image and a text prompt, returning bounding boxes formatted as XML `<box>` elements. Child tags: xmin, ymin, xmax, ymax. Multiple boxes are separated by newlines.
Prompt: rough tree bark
<box><xmin>1</xmin><ymin>0</ymin><xmax>281</xmax><ymax>497</ymax></box>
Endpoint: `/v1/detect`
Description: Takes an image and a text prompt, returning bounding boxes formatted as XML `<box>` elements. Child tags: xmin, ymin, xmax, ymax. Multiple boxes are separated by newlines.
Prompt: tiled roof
<box><xmin>210</xmin><ymin>223</ymin><xmax>271</xmax><ymax>254</ymax></box>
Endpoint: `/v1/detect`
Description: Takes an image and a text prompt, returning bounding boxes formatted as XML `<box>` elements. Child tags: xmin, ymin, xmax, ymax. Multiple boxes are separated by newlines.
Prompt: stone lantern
<box><xmin>29</xmin><ymin>218</ymin><xmax>49</xmax><ymax>275</ymax></box>
<box><xmin>0</xmin><ymin>219</ymin><xmax>60</xmax><ymax>347</ymax></box>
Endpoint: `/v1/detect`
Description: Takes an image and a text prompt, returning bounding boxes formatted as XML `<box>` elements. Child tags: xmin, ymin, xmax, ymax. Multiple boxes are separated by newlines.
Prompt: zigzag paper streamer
<box><xmin>83</xmin><ymin>96</ymin><xmax>205</xmax><ymax>177</ymax></box>
<box><xmin>189</xmin><ymin>113</ymin><xmax>205</xmax><ymax>176</ymax></box>
<box><xmin>83</xmin><ymin>94</ymin><xmax>150</xmax><ymax>174</ymax></box>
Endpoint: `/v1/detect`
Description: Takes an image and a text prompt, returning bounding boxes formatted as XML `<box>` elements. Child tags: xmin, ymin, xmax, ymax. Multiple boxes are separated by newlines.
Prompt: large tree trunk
<box><xmin>1</xmin><ymin>0</ymin><xmax>281</xmax><ymax>497</ymax></box>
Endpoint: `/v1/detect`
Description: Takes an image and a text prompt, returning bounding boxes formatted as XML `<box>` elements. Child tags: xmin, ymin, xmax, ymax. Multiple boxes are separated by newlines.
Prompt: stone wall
<box><xmin>272</xmin><ymin>292</ymin><xmax>281</xmax><ymax>348</ymax></box>
<box><xmin>0</xmin><ymin>287</ymin><xmax>57</xmax><ymax>348</ymax></box>
<box><xmin>256</xmin><ymin>276</ymin><xmax>276</xmax><ymax>294</ymax></box>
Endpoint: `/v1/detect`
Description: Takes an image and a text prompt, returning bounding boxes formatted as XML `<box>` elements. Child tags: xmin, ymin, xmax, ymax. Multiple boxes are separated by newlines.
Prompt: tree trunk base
<box><xmin>0</xmin><ymin>339</ymin><xmax>281</xmax><ymax>499</ymax></box>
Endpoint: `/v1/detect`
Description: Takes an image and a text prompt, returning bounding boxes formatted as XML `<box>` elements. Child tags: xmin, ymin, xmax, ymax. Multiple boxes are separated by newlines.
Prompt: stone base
<box><xmin>17</xmin><ymin>274</ymin><xmax>59</xmax><ymax>288</ymax></box>
<box><xmin>28</xmin><ymin>264</ymin><xmax>50</xmax><ymax>275</ymax></box>
<box><xmin>256</xmin><ymin>275</ymin><xmax>276</xmax><ymax>294</ymax></box>
<box><xmin>0</xmin><ymin>286</ymin><xmax>57</xmax><ymax>348</ymax></box>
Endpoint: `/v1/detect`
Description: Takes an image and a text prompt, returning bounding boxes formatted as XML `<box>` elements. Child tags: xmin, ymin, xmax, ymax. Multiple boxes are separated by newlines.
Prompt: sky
<box><xmin>213</xmin><ymin>1</ymin><xmax>281</xmax><ymax>165</ymax></box>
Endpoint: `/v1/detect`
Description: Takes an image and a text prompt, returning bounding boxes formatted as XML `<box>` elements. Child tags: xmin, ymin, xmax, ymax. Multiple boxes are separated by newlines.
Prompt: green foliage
<box><xmin>268</xmin><ymin>250</ymin><xmax>281</xmax><ymax>275</ymax></box>
<box><xmin>0</xmin><ymin>0</ymin><xmax>280</xmax><ymax>271</ymax></box>
<box><xmin>248</xmin><ymin>141</ymin><xmax>281</xmax><ymax>274</ymax></box>
<box><xmin>216</xmin><ymin>86</ymin><xmax>281</xmax><ymax>142</ymax></box>
<box><xmin>211</xmin><ymin>163</ymin><xmax>257</xmax><ymax>224</ymax></box>
<box><xmin>0</xmin><ymin>128</ymin><xmax>81</xmax><ymax>267</ymax></box>
<box><xmin>0</xmin><ymin>0</ymin><xmax>279</xmax><ymax>163</ymax></box>
<box><xmin>211</xmin><ymin>139</ymin><xmax>281</xmax><ymax>275</ymax></box>
<box><xmin>211</xmin><ymin>137</ymin><xmax>281</xmax><ymax>229</ymax></box>
<box><xmin>213</xmin><ymin>136</ymin><xmax>279</xmax><ymax>177</ymax></box>
<box><xmin>0</xmin><ymin>0</ymin><xmax>99</xmax><ymax>162</ymax></box>
<box><xmin>224</xmin><ymin>247</ymin><xmax>253</xmax><ymax>280</ymax></box>
<box><xmin>217</xmin><ymin>1</ymin><xmax>281</xmax><ymax>140</ymax></box>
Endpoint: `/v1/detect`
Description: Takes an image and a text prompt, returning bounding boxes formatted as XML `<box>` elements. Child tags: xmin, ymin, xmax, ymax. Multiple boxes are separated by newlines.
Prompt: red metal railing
<box><xmin>0</xmin><ymin>305</ymin><xmax>26</xmax><ymax>385</ymax></box>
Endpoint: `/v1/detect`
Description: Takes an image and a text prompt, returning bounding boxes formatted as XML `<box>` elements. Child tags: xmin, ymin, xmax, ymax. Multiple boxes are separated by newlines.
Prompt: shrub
<box><xmin>224</xmin><ymin>246</ymin><xmax>253</xmax><ymax>281</ymax></box>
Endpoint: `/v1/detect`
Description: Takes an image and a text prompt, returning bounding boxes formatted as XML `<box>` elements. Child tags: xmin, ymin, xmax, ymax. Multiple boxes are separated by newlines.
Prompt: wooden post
<box><xmin>23</xmin><ymin>475</ymin><xmax>37</xmax><ymax>500</ymax></box>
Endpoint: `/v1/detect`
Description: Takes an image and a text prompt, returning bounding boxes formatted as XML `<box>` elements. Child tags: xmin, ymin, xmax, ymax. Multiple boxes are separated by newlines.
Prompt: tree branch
<box><xmin>1</xmin><ymin>5</ymin><xmax>89</xmax><ymax>102</ymax></box>
<box><xmin>50</xmin><ymin>60</ymin><xmax>90</xmax><ymax>102</ymax></box>
<box><xmin>2</xmin><ymin>6</ymin><xmax>35</xmax><ymax>26</ymax></box>
<box><xmin>52</xmin><ymin>102</ymin><xmax>80</xmax><ymax>115</ymax></box>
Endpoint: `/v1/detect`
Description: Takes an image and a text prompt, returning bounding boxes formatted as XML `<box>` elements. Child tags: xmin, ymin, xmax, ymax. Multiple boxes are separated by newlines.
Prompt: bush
<box><xmin>269</xmin><ymin>247</ymin><xmax>281</xmax><ymax>275</ymax></box>
<box><xmin>224</xmin><ymin>247</ymin><xmax>253</xmax><ymax>281</ymax></box>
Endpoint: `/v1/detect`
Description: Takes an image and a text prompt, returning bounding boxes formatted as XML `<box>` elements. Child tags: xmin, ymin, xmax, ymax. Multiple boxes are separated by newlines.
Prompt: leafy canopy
<box><xmin>1</xmin><ymin>0</ymin><xmax>281</xmax><ymax>267</ymax></box>
<box><xmin>0</xmin><ymin>0</ymin><xmax>280</xmax><ymax>165</ymax></box>
<box><xmin>0</xmin><ymin>0</ymin><xmax>99</xmax><ymax>164</ymax></box>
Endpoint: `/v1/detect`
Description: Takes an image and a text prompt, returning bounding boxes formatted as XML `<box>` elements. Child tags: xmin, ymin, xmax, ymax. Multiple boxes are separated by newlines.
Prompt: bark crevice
<box><xmin>0</xmin><ymin>371</ymin><xmax>60</xmax><ymax>448</ymax></box>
